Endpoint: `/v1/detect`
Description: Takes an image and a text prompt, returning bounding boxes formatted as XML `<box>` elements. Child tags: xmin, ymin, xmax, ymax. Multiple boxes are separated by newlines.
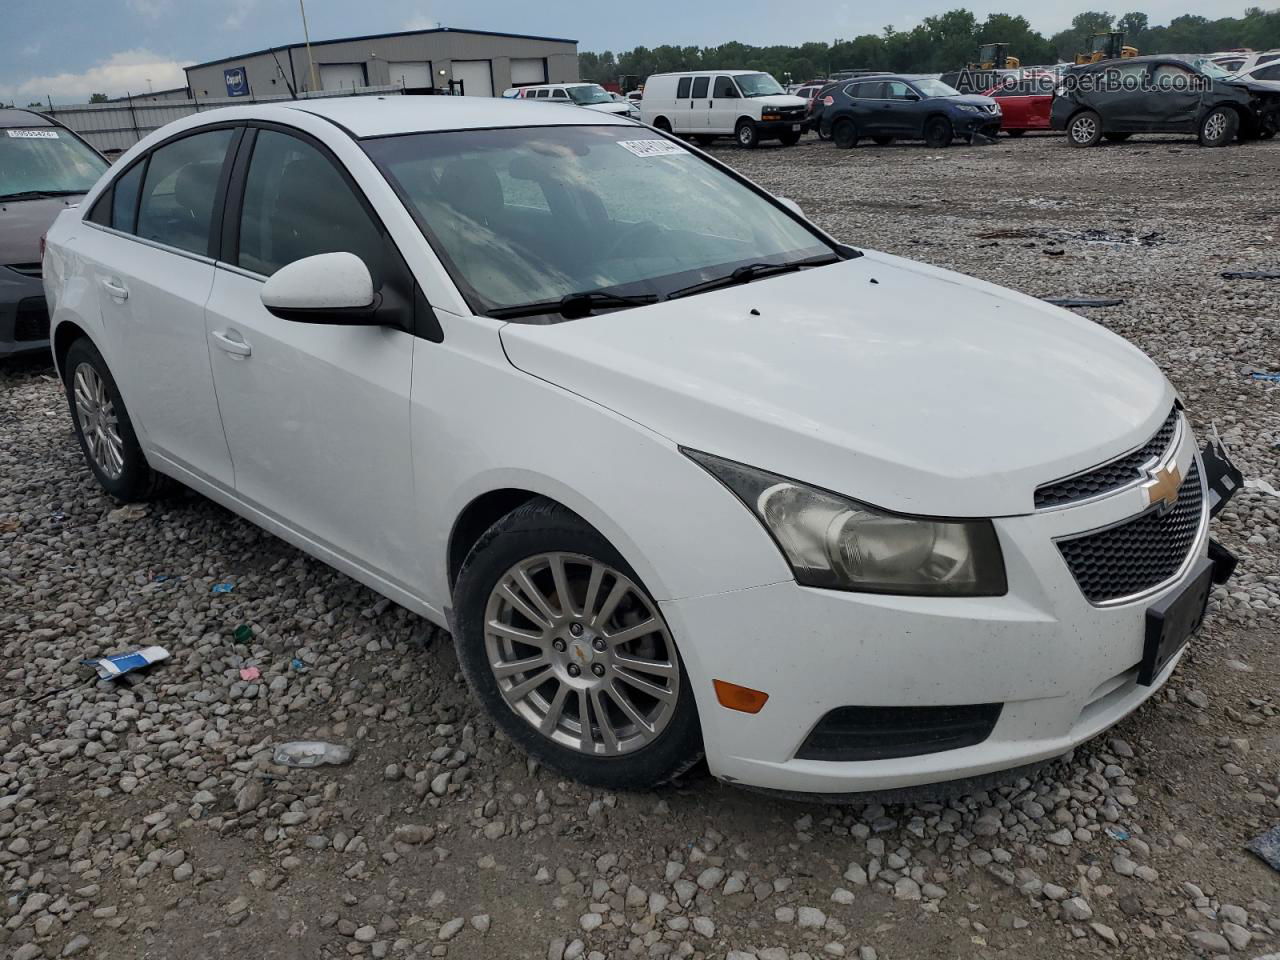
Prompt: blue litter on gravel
<box><xmin>212</xmin><ymin>583</ymin><xmax>235</xmax><ymax>594</ymax></box>
<box><xmin>1105</xmin><ymin>826</ymin><xmax>1130</xmax><ymax>841</ymax></box>
<box><xmin>1247</xmin><ymin>825</ymin><xmax>1280</xmax><ymax>872</ymax></box>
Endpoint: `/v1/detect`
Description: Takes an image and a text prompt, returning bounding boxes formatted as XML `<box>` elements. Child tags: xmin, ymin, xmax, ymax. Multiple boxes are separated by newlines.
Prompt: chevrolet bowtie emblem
<box><xmin>1144</xmin><ymin>462</ymin><xmax>1182</xmax><ymax>512</ymax></box>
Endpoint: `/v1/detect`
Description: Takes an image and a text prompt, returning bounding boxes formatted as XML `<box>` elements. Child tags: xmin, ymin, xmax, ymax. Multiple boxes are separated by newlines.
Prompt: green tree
<box><xmin>88</xmin><ymin>93</ymin><xmax>109</xmax><ymax>103</ymax></box>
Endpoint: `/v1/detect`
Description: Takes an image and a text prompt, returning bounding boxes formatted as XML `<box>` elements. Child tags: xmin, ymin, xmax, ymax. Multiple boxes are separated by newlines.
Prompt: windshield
<box><xmin>736</xmin><ymin>73</ymin><xmax>785</xmax><ymax>97</ymax></box>
<box><xmin>365</xmin><ymin>126</ymin><xmax>832</xmax><ymax>319</ymax></box>
<box><xmin>1189</xmin><ymin>58</ymin><xmax>1235</xmax><ymax>80</ymax></box>
<box><xmin>912</xmin><ymin>78</ymin><xmax>961</xmax><ymax>98</ymax></box>
<box><xmin>566</xmin><ymin>84</ymin><xmax>613</xmax><ymax>105</ymax></box>
<box><xmin>0</xmin><ymin>127</ymin><xmax>107</xmax><ymax>198</ymax></box>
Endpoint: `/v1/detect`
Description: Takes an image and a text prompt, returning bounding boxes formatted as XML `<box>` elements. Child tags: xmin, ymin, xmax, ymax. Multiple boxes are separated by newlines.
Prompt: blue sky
<box><xmin>1</xmin><ymin>0</ymin><xmax>1252</xmax><ymax>103</ymax></box>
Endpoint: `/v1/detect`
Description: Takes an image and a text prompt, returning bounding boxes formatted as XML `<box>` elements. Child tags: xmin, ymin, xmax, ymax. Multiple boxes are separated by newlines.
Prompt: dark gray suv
<box><xmin>1</xmin><ymin>109</ymin><xmax>108</xmax><ymax>359</ymax></box>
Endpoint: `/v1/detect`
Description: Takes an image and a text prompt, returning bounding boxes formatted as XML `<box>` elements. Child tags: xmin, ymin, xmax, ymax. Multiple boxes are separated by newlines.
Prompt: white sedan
<box><xmin>43</xmin><ymin>96</ymin><xmax>1232</xmax><ymax>795</ymax></box>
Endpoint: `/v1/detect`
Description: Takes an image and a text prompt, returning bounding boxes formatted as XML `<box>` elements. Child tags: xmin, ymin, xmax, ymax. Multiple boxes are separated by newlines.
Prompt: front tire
<box><xmin>63</xmin><ymin>338</ymin><xmax>168</xmax><ymax>502</ymax></box>
<box><xmin>923</xmin><ymin>117</ymin><xmax>953</xmax><ymax>148</ymax></box>
<box><xmin>1199</xmin><ymin>106</ymin><xmax>1238</xmax><ymax>147</ymax></box>
<box><xmin>452</xmin><ymin>499</ymin><xmax>702</xmax><ymax>790</ymax></box>
<box><xmin>1068</xmin><ymin>110</ymin><xmax>1103</xmax><ymax>147</ymax></box>
<box><xmin>735</xmin><ymin>120</ymin><xmax>759</xmax><ymax>149</ymax></box>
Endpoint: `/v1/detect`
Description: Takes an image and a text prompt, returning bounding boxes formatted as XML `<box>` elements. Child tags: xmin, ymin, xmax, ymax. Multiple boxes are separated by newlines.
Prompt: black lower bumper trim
<box><xmin>795</xmin><ymin>702</ymin><xmax>1003</xmax><ymax>762</ymax></box>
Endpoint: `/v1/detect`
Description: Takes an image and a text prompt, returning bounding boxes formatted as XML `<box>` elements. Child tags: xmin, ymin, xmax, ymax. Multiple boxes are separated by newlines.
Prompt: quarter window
<box><xmin>135</xmin><ymin>129</ymin><xmax>234</xmax><ymax>256</ymax></box>
<box><xmin>236</xmin><ymin>129</ymin><xmax>385</xmax><ymax>281</ymax></box>
<box><xmin>1255</xmin><ymin>64</ymin><xmax>1280</xmax><ymax>80</ymax></box>
<box><xmin>110</xmin><ymin>161</ymin><xmax>146</xmax><ymax>234</ymax></box>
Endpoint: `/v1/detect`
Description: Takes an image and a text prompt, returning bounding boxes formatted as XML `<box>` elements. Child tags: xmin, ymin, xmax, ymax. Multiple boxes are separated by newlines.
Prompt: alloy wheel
<box><xmin>1072</xmin><ymin>116</ymin><xmax>1097</xmax><ymax>143</ymax></box>
<box><xmin>483</xmin><ymin>552</ymin><xmax>681</xmax><ymax>756</ymax></box>
<box><xmin>1204</xmin><ymin>112</ymin><xmax>1227</xmax><ymax>141</ymax></box>
<box><xmin>73</xmin><ymin>362</ymin><xmax>124</xmax><ymax>480</ymax></box>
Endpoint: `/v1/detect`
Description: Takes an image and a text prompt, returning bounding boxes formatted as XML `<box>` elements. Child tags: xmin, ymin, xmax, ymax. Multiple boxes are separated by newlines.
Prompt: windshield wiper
<box><xmin>666</xmin><ymin>254</ymin><xmax>843</xmax><ymax>301</ymax></box>
<box><xmin>488</xmin><ymin>290</ymin><xmax>659</xmax><ymax>321</ymax></box>
<box><xmin>0</xmin><ymin>189</ymin><xmax>84</xmax><ymax>202</ymax></box>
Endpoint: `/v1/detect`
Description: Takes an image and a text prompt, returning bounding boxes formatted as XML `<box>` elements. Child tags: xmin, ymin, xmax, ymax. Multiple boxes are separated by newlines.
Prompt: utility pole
<box><xmin>299</xmin><ymin>0</ymin><xmax>319</xmax><ymax>93</ymax></box>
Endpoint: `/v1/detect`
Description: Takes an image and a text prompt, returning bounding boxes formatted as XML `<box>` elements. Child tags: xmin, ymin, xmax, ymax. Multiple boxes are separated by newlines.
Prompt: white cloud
<box><xmin>127</xmin><ymin>0</ymin><xmax>172</xmax><ymax>17</ymax></box>
<box><xmin>223</xmin><ymin>0</ymin><xmax>258</xmax><ymax>30</ymax></box>
<box><xmin>21</xmin><ymin>42</ymin><xmax>41</xmax><ymax>57</ymax></box>
<box><xmin>0</xmin><ymin>49</ymin><xmax>190</xmax><ymax>104</ymax></box>
<box><xmin>403</xmin><ymin>14</ymin><xmax>439</xmax><ymax>31</ymax></box>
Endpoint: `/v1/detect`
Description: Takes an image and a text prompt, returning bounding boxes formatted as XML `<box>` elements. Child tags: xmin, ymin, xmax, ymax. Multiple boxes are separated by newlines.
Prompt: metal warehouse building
<box><xmin>183</xmin><ymin>26</ymin><xmax>579</xmax><ymax>100</ymax></box>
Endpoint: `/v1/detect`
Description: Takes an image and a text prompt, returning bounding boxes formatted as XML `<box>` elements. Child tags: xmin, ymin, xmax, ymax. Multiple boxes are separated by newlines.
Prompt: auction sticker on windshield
<box><xmin>6</xmin><ymin>129</ymin><xmax>60</xmax><ymax>139</ymax></box>
<box><xmin>617</xmin><ymin>139</ymin><xmax>686</xmax><ymax>158</ymax></box>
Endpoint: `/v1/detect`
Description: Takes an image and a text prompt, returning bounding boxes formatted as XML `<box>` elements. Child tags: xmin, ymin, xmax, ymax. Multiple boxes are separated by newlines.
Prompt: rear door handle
<box><xmin>101</xmin><ymin>278</ymin><xmax>129</xmax><ymax>301</ymax></box>
<box><xmin>211</xmin><ymin>329</ymin><xmax>252</xmax><ymax>358</ymax></box>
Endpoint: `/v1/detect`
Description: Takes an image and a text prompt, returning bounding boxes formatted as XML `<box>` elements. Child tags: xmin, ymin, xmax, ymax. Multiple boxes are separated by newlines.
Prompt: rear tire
<box><xmin>779</xmin><ymin>130</ymin><xmax>802</xmax><ymax>146</ymax></box>
<box><xmin>653</xmin><ymin>117</ymin><xmax>672</xmax><ymax>133</ymax></box>
<box><xmin>453</xmin><ymin>498</ymin><xmax>702</xmax><ymax>790</ymax></box>
<box><xmin>62</xmin><ymin>338</ymin><xmax>169</xmax><ymax>503</ymax></box>
<box><xmin>1068</xmin><ymin>110</ymin><xmax>1103</xmax><ymax>147</ymax></box>
<box><xmin>832</xmin><ymin>118</ymin><xmax>858</xmax><ymax>149</ymax></box>
<box><xmin>872</xmin><ymin>135</ymin><xmax>894</xmax><ymax>145</ymax></box>
<box><xmin>1261</xmin><ymin>129</ymin><xmax>1277</xmax><ymax>140</ymax></box>
<box><xmin>1198</xmin><ymin>106</ymin><xmax>1238</xmax><ymax>147</ymax></box>
<box><xmin>923</xmin><ymin>117</ymin><xmax>953</xmax><ymax>148</ymax></box>
<box><xmin>735</xmin><ymin>120</ymin><xmax>759</xmax><ymax>149</ymax></box>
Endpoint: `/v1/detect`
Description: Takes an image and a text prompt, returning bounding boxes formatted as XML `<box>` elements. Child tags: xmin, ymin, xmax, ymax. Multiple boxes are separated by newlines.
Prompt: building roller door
<box><xmin>451</xmin><ymin>60</ymin><xmax>493</xmax><ymax>97</ymax></box>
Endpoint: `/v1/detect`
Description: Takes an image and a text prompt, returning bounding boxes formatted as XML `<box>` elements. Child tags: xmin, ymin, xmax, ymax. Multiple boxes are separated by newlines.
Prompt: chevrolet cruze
<box><xmin>43</xmin><ymin>97</ymin><xmax>1234</xmax><ymax>794</ymax></box>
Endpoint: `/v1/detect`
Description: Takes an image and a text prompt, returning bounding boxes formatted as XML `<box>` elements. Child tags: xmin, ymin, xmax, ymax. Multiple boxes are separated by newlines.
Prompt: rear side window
<box><xmin>676</xmin><ymin>77</ymin><xmax>691</xmax><ymax>98</ymax></box>
<box><xmin>691</xmin><ymin>76</ymin><xmax>709</xmax><ymax>98</ymax></box>
<box><xmin>1256</xmin><ymin>64</ymin><xmax>1280</xmax><ymax>80</ymax></box>
<box><xmin>236</xmin><ymin>129</ymin><xmax>386</xmax><ymax>281</ymax></box>
<box><xmin>136</xmin><ymin>129</ymin><xmax>234</xmax><ymax>256</ymax></box>
<box><xmin>552</xmin><ymin>89</ymin><xmax>567</xmax><ymax>99</ymax></box>
<box><xmin>110</xmin><ymin>161</ymin><xmax>146</xmax><ymax>233</ymax></box>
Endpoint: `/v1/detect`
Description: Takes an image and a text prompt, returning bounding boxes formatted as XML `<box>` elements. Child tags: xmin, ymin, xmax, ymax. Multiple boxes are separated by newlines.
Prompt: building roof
<box><xmin>184</xmin><ymin>26</ymin><xmax>579</xmax><ymax>73</ymax></box>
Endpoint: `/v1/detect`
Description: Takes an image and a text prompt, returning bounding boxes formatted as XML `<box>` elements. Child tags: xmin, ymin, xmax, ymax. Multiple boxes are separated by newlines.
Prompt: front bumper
<box><xmin>0</xmin><ymin>266</ymin><xmax>51</xmax><ymax>359</ymax></box>
<box><xmin>757</xmin><ymin>118</ymin><xmax>807</xmax><ymax>138</ymax></box>
<box><xmin>662</xmin><ymin>426</ymin><xmax>1223</xmax><ymax>794</ymax></box>
<box><xmin>958</xmin><ymin>114</ymin><xmax>1002</xmax><ymax>137</ymax></box>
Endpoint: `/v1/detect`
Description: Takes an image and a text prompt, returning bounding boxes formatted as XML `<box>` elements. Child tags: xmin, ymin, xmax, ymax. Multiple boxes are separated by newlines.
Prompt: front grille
<box><xmin>14</xmin><ymin>297</ymin><xmax>50</xmax><ymax>342</ymax></box>
<box><xmin>5</xmin><ymin>263</ymin><xmax>42</xmax><ymax>279</ymax></box>
<box><xmin>1057</xmin><ymin>459</ymin><xmax>1204</xmax><ymax>604</ymax></box>
<box><xmin>795</xmin><ymin>703</ymin><xmax>1003</xmax><ymax>762</ymax></box>
<box><xmin>1035</xmin><ymin>408</ymin><xmax>1180</xmax><ymax>508</ymax></box>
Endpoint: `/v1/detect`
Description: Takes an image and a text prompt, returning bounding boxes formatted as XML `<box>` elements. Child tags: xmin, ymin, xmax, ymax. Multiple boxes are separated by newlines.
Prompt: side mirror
<box><xmin>904</xmin><ymin>93</ymin><xmax>921</xmax><ymax>101</ymax></box>
<box><xmin>777</xmin><ymin>197</ymin><xmax>804</xmax><ymax>217</ymax></box>
<box><xmin>260</xmin><ymin>252</ymin><xmax>378</xmax><ymax>324</ymax></box>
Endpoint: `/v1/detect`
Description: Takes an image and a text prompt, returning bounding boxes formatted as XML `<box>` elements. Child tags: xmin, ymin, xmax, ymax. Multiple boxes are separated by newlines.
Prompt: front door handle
<box><xmin>101</xmin><ymin>278</ymin><xmax>129</xmax><ymax>301</ymax></box>
<box><xmin>211</xmin><ymin>329</ymin><xmax>252</xmax><ymax>358</ymax></box>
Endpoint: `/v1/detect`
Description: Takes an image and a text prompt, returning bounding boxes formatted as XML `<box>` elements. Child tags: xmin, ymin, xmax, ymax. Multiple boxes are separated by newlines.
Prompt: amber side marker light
<box><xmin>713</xmin><ymin>679</ymin><xmax>769</xmax><ymax>714</ymax></box>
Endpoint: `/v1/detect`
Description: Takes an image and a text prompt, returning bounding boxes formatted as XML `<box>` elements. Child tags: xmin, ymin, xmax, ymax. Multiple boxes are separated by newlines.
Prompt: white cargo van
<box><xmin>503</xmin><ymin>83</ymin><xmax>639</xmax><ymax>120</ymax></box>
<box><xmin>639</xmin><ymin>70</ymin><xmax>808</xmax><ymax>147</ymax></box>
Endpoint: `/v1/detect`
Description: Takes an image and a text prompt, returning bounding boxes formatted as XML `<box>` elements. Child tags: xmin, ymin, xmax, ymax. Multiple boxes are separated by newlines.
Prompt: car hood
<box><xmin>1228</xmin><ymin>77</ymin><xmax>1280</xmax><ymax>94</ymax></box>
<box><xmin>500</xmin><ymin>251</ymin><xmax>1172</xmax><ymax>517</ymax></box>
<box><xmin>946</xmin><ymin>94</ymin><xmax>1000</xmax><ymax>108</ymax></box>
<box><xmin>0</xmin><ymin>194</ymin><xmax>82</xmax><ymax>264</ymax></box>
<box><xmin>755</xmin><ymin>95</ymin><xmax>809</xmax><ymax>109</ymax></box>
<box><xmin>583</xmin><ymin>102</ymin><xmax>635</xmax><ymax>115</ymax></box>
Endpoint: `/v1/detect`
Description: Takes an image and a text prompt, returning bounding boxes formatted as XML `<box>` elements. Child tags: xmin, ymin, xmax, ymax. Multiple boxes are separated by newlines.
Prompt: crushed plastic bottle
<box><xmin>273</xmin><ymin>741</ymin><xmax>352</xmax><ymax>768</ymax></box>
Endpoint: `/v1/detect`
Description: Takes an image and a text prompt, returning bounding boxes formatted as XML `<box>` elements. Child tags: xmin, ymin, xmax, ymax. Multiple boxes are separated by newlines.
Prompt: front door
<box><xmin>79</xmin><ymin>127</ymin><xmax>239</xmax><ymax>488</ymax></box>
<box><xmin>1150</xmin><ymin>62</ymin><xmax>1207</xmax><ymax>131</ymax></box>
<box><xmin>883</xmin><ymin>81</ymin><xmax>925</xmax><ymax>136</ymax></box>
<box><xmin>204</xmin><ymin>126</ymin><xmax>421</xmax><ymax>587</ymax></box>
<box><xmin>707</xmin><ymin>75</ymin><xmax>741</xmax><ymax>133</ymax></box>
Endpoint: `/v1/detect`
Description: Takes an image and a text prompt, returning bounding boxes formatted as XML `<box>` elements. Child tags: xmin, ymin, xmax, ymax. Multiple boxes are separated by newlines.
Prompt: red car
<box><xmin>983</xmin><ymin>73</ymin><xmax>1056</xmax><ymax>137</ymax></box>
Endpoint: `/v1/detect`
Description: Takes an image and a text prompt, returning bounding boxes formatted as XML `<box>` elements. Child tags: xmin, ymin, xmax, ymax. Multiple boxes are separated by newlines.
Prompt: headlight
<box><xmin>684</xmin><ymin>449</ymin><xmax>1007</xmax><ymax>596</ymax></box>
<box><xmin>957</xmin><ymin>104</ymin><xmax>982</xmax><ymax>113</ymax></box>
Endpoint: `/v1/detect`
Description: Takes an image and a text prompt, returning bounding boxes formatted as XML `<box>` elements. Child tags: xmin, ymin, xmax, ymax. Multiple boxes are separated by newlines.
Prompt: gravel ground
<box><xmin>2</xmin><ymin>131</ymin><xmax>1279</xmax><ymax>960</ymax></box>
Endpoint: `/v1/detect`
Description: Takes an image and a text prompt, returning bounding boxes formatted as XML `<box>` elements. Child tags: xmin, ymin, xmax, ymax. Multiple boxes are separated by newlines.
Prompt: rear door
<box><xmin>76</xmin><ymin>126</ymin><xmax>240</xmax><ymax>488</ymax></box>
<box><xmin>708</xmin><ymin>76</ymin><xmax>741</xmax><ymax>134</ymax></box>
<box><xmin>848</xmin><ymin>82</ymin><xmax>886</xmax><ymax>133</ymax></box>
<box><xmin>203</xmin><ymin>125</ymin><xmax>421</xmax><ymax>586</ymax></box>
<box><xmin>1099</xmin><ymin>61</ymin><xmax>1155</xmax><ymax>131</ymax></box>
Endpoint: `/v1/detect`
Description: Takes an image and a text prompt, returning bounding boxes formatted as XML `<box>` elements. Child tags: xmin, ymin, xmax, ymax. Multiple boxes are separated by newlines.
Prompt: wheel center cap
<box><xmin>567</xmin><ymin>636</ymin><xmax>595</xmax><ymax>666</ymax></box>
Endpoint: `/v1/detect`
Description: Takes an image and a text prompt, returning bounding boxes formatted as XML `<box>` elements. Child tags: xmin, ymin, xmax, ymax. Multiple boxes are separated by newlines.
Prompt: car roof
<box><xmin>649</xmin><ymin>70</ymin><xmax>764</xmax><ymax>78</ymax></box>
<box><xmin>522</xmin><ymin>82</ymin><xmax>597</xmax><ymax>88</ymax></box>
<box><xmin>0</xmin><ymin>108</ymin><xmax>56</xmax><ymax>128</ymax></box>
<box><xmin>228</xmin><ymin>95</ymin><xmax>634</xmax><ymax>138</ymax></box>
